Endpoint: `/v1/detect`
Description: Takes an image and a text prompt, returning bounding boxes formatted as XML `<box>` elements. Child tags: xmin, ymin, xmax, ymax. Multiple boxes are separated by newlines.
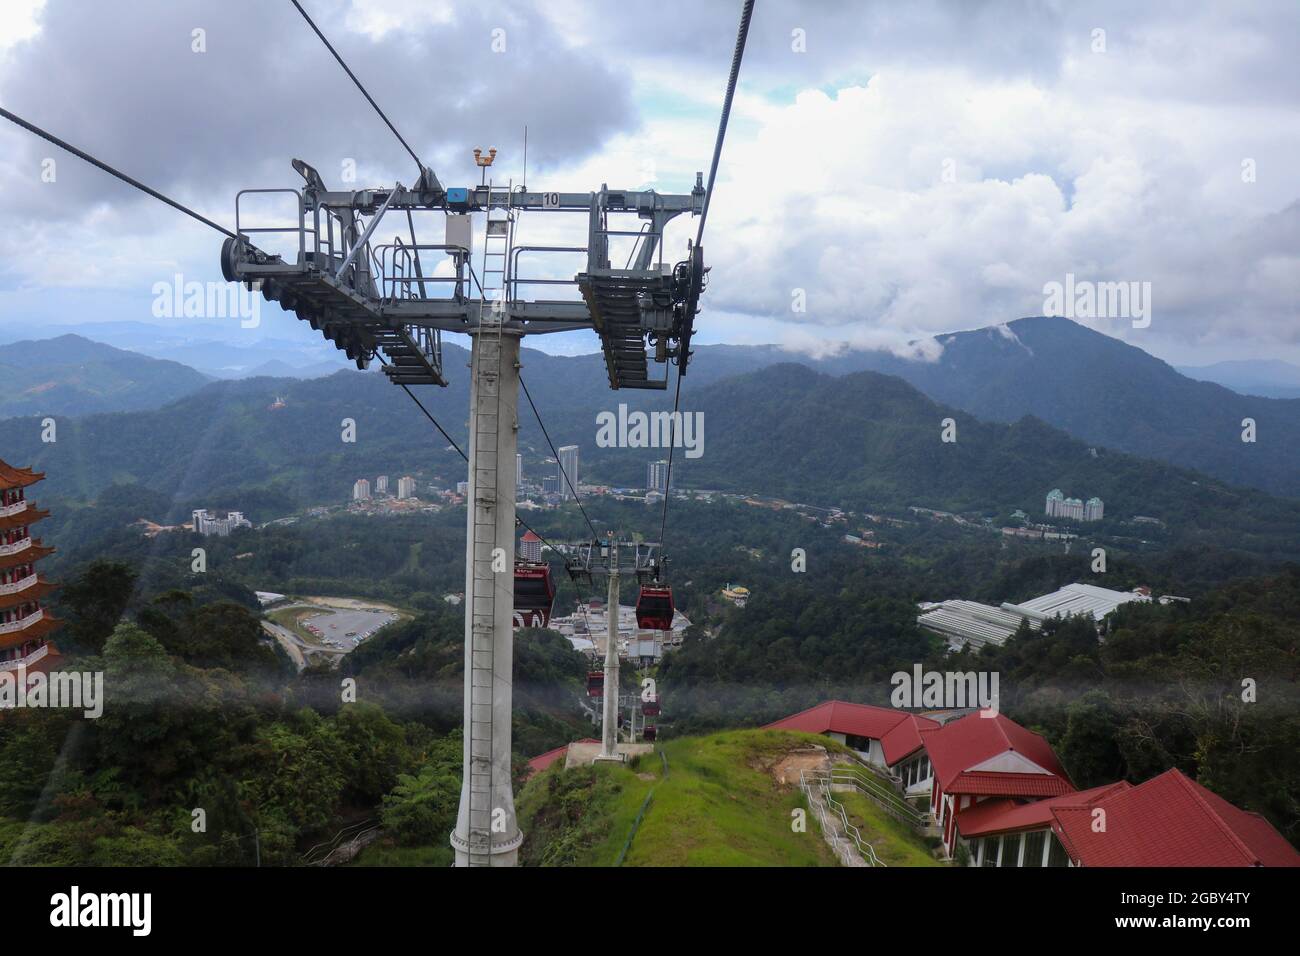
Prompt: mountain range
<box><xmin>3</xmin><ymin>316</ymin><xmax>1298</xmax><ymax>502</ymax></box>
<box><xmin>3</xmin><ymin>337</ymin><xmax>1299</xmax><ymax>562</ymax></box>
<box><xmin>1176</xmin><ymin>359</ymin><xmax>1300</xmax><ymax>400</ymax></box>
<box><xmin>0</xmin><ymin>321</ymin><xmax>351</xmax><ymax>381</ymax></box>
<box><xmin>0</xmin><ymin>334</ymin><xmax>211</xmax><ymax>418</ymax></box>
<box><xmin>821</xmin><ymin>317</ymin><xmax>1300</xmax><ymax>498</ymax></box>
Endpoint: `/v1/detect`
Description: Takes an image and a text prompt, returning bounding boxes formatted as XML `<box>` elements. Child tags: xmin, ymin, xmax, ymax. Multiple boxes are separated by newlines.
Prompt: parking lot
<box><xmin>301</xmin><ymin>607</ymin><xmax>399</xmax><ymax>648</ymax></box>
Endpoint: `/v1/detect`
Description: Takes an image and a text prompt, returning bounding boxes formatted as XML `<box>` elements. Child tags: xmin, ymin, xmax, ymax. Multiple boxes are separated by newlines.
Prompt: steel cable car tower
<box><xmin>221</xmin><ymin>162</ymin><xmax>705</xmax><ymax>866</ymax></box>
<box><xmin>2</xmin><ymin>0</ymin><xmax>755</xmax><ymax>869</ymax></box>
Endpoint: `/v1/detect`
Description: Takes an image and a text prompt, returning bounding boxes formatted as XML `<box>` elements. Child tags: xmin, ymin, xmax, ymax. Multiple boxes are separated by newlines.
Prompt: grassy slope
<box><xmin>518</xmin><ymin>730</ymin><xmax>854</xmax><ymax>867</ymax></box>
<box><xmin>834</xmin><ymin>785</ymin><xmax>945</xmax><ymax>867</ymax></box>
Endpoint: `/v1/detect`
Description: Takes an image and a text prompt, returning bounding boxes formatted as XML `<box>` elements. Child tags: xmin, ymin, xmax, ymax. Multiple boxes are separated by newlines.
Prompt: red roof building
<box><xmin>1051</xmin><ymin>769</ymin><xmax>1300</xmax><ymax>867</ymax></box>
<box><xmin>764</xmin><ymin>700</ymin><xmax>941</xmax><ymax>796</ymax></box>
<box><xmin>0</xmin><ymin>458</ymin><xmax>62</xmax><ymax>675</ymax></box>
<box><xmin>763</xmin><ymin>699</ymin><xmax>1300</xmax><ymax>867</ymax></box>
<box><xmin>921</xmin><ymin>712</ymin><xmax>1075</xmax><ymax>856</ymax></box>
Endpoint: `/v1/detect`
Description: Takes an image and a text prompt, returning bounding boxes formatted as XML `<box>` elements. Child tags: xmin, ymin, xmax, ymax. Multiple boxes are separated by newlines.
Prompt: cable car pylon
<box><xmin>218</xmin><ymin>146</ymin><xmax>704</xmax><ymax>865</ymax></box>
<box><xmin>563</xmin><ymin>536</ymin><xmax>666</xmax><ymax>761</ymax></box>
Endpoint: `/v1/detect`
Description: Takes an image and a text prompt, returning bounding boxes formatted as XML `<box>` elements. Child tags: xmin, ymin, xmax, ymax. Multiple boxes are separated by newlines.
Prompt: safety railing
<box><xmin>822</xmin><ymin>782</ymin><xmax>885</xmax><ymax>867</ymax></box>
<box><xmin>0</xmin><ymin>572</ymin><xmax>38</xmax><ymax>596</ymax></box>
<box><xmin>235</xmin><ymin>187</ymin><xmax>310</xmax><ymax>265</ymax></box>
<box><xmin>0</xmin><ymin>642</ymin><xmax>48</xmax><ymax>671</ymax></box>
<box><xmin>825</xmin><ymin>766</ymin><xmax>928</xmax><ymax>829</ymax></box>
<box><xmin>798</xmin><ymin>769</ymin><xmax>883</xmax><ymax>867</ymax></box>
<box><xmin>373</xmin><ymin>243</ymin><xmax>472</xmax><ymax>301</ymax></box>
<box><xmin>593</xmin><ymin>225</ymin><xmax>664</xmax><ymax>271</ymax></box>
<box><xmin>508</xmin><ymin>245</ymin><xmax>586</xmax><ymax>305</ymax></box>
<box><xmin>0</xmin><ymin>608</ymin><xmax>43</xmax><ymax>635</ymax></box>
<box><xmin>0</xmin><ymin>499</ymin><xmax>28</xmax><ymax>519</ymax></box>
<box><xmin>300</xmin><ymin>817</ymin><xmax>380</xmax><ymax>866</ymax></box>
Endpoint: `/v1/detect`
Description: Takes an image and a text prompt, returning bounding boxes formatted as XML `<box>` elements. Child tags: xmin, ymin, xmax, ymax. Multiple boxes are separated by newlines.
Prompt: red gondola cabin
<box><xmin>586</xmin><ymin>671</ymin><xmax>604</xmax><ymax>697</ymax></box>
<box><xmin>635</xmin><ymin>585</ymin><xmax>674</xmax><ymax>631</ymax></box>
<box><xmin>513</xmin><ymin>562</ymin><xmax>555</xmax><ymax>628</ymax></box>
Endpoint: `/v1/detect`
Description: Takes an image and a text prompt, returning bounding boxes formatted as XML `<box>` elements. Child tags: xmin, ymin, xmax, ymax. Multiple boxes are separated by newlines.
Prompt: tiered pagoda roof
<box><xmin>0</xmin><ymin>612</ymin><xmax>62</xmax><ymax>650</ymax></box>
<box><xmin>0</xmin><ymin>499</ymin><xmax>49</xmax><ymax>528</ymax></box>
<box><xmin>0</xmin><ymin>540</ymin><xmax>56</xmax><ymax>571</ymax></box>
<box><xmin>0</xmin><ymin>461</ymin><xmax>45</xmax><ymax>490</ymax></box>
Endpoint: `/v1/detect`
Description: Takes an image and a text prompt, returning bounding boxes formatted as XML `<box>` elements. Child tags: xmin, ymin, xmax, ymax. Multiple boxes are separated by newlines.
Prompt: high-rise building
<box><xmin>375</xmin><ymin>475</ymin><xmax>389</xmax><ymax>495</ymax></box>
<box><xmin>516</xmin><ymin>454</ymin><xmax>523</xmax><ymax>489</ymax></box>
<box><xmin>519</xmin><ymin>529</ymin><xmax>542</xmax><ymax>562</ymax></box>
<box><xmin>456</xmin><ymin>480</ymin><xmax>470</xmax><ymax>496</ymax></box>
<box><xmin>1046</xmin><ymin>488</ymin><xmax>1102</xmax><ymax>522</ymax></box>
<box><xmin>1045</xmin><ymin>489</ymin><xmax>1064</xmax><ymax>517</ymax></box>
<box><xmin>352</xmin><ymin>478</ymin><xmax>371</xmax><ymax>501</ymax></box>
<box><xmin>0</xmin><ymin>457</ymin><xmax>62</xmax><ymax>673</ymax></box>
<box><xmin>397</xmin><ymin>476</ymin><xmax>417</xmax><ymax>499</ymax></box>
<box><xmin>558</xmin><ymin>445</ymin><xmax>579</xmax><ymax>501</ymax></box>
<box><xmin>646</xmin><ymin>459</ymin><xmax>669</xmax><ymax>495</ymax></box>
<box><xmin>191</xmin><ymin>508</ymin><xmax>251</xmax><ymax>536</ymax></box>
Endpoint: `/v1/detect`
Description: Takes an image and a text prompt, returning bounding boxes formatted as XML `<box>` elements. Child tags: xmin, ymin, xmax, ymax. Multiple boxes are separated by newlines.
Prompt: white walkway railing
<box><xmin>799</xmin><ymin>769</ymin><xmax>884</xmax><ymax>867</ymax></box>
<box><xmin>0</xmin><ymin>642</ymin><xmax>48</xmax><ymax>671</ymax></box>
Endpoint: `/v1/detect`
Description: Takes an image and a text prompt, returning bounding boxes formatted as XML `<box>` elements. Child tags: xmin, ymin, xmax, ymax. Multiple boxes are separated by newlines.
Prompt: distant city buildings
<box><xmin>191</xmin><ymin>508</ymin><xmax>251</xmax><ymax>537</ymax></box>
<box><xmin>375</xmin><ymin>475</ymin><xmax>389</xmax><ymax>495</ymax></box>
<box><xmin>1045</xmin><ymin>489</ymin><xmax>1103</xmax><ymax>522</ymax></box>
<box><xmin>396</xmin><ymin>476</ymin><xmax>417</xmax><ymax>499</ymax></box>
<box><xmin>352</xmin><ymin>478</ymin><xmax>371</xmax><ymax>501</ymax></box>
<box><xmin>456</xmin><ymin>480</ymin><xmax>470</xmax><ymax>496</ymax></box>
<box><xmin>646</xmin><ymin>459</ymin><xmax>669</xmax><ymax>495</ymax></box>
<box><xmin>558</xmin><ymin>445</ymin><xmax>579</xmax><ymax>501</ymax></box>
<box><xmin>516</xmin><ymin>453</ymin><xmax>523</xmax><ymax>490</ymax></box>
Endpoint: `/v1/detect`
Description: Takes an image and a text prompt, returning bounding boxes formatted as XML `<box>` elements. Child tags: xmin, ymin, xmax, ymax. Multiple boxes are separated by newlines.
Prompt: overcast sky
<box><xmin>0</xmin><ymin>0</ymin><xmax>1297</xmax><ymax>366</ymax></box>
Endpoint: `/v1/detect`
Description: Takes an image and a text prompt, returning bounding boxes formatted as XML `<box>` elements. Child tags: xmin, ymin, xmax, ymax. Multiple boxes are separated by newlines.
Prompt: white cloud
<box><xmin>1</xmin><ymin>0</ymin><xmax>1297</xmax><ymax>368</ymax></box>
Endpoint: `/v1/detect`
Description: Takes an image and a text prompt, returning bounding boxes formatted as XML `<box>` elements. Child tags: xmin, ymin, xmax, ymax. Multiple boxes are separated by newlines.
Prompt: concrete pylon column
<box><xmin>600</xmin><ymin>534</ymin><xmax>621</xmax><ymax>759</ymax></box>
<box><xmin>451</xmin><ymin>325</ymin><xmax>524</xmax><ymax>866</ymax></box>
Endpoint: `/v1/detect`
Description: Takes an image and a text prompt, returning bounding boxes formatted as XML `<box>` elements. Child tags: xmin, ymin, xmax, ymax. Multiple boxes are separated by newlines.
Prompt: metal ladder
<box><xmin>480</xmin><ymin>180</ymin><xmax>513</xmax><ymax>319</ymax></box>
<box><xmin>466</xmin><ymin>182</ymin><xmax>513</xmax><ymax>866</ymax></box>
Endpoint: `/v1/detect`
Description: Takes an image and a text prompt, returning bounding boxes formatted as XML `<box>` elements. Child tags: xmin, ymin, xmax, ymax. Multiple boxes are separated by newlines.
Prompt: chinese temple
<box><xmin>0</xmin><ymin>458</ymin><xmax>61</xmax><ymax>674</ymax></box>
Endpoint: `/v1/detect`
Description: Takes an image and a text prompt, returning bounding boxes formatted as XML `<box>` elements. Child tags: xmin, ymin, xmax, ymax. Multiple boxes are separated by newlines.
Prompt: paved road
<box><xmin>261</xmin><ymin>620</ymin><xmax>309</xmax><ymax>671</ymax></box>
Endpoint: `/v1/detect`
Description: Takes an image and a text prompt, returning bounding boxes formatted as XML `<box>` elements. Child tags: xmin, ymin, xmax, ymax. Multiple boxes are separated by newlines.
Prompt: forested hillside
<box><xmin>8</xmin><ymin>353</ymin><xmax>1300</xmax><ymax>563</ymax></box>
<box><xmin>0</xmin><ymin>334</ymin><xmax>210</xmax><ymax>418</ymax></box>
